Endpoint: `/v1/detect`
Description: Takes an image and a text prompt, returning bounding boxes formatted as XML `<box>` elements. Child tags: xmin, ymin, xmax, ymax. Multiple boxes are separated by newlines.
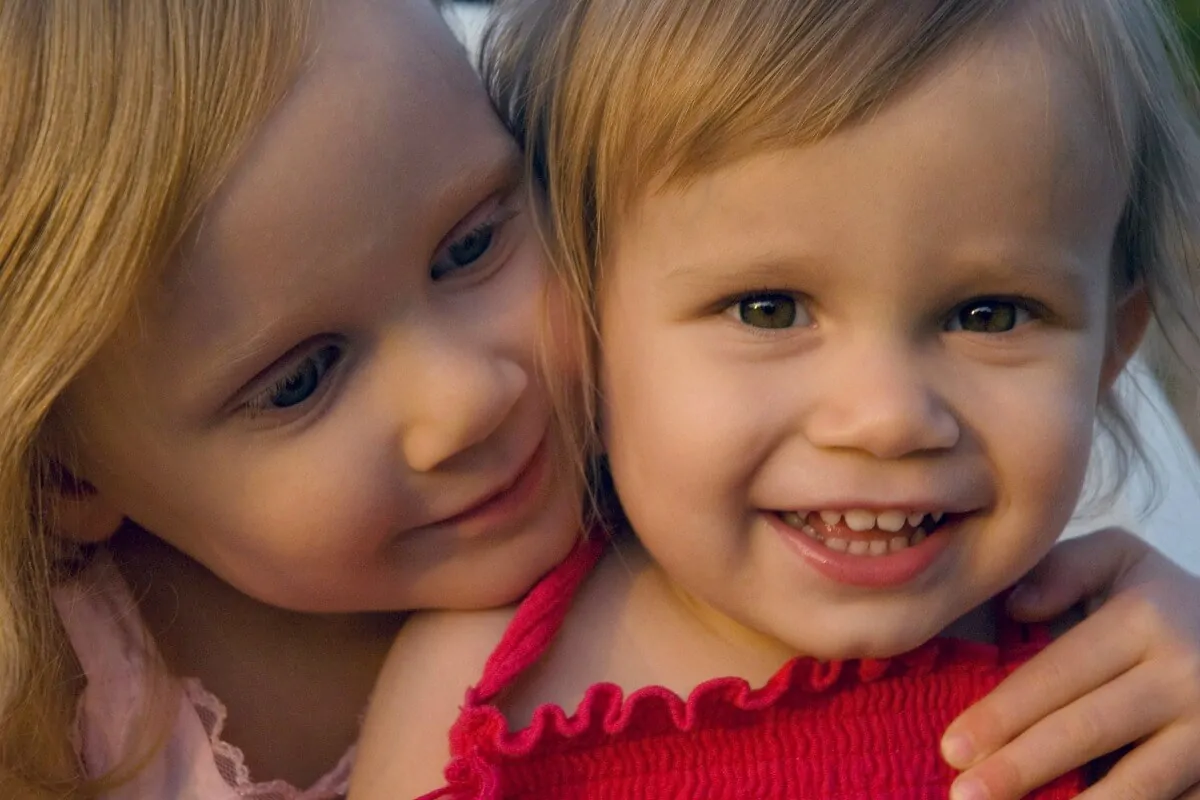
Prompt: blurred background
<box><xmin>1179</xmin><ymin>1</ymin><xmax>1200</xmax><ymax>70</ymax></box>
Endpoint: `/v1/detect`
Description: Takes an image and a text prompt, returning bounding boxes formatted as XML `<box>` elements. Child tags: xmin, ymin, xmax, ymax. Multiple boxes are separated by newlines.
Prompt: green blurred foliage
<box><xmin>1178</xmin><ymin>0</ymin><xmax>1200</xmax><ymax>72</ymax></box>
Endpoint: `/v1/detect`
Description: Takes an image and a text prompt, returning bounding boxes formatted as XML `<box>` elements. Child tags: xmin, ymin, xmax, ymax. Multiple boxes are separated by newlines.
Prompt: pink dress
<box><xmin>53</xmin><ymin>551</ymin><xmax>355</xmax><ymax>800</ymax></box>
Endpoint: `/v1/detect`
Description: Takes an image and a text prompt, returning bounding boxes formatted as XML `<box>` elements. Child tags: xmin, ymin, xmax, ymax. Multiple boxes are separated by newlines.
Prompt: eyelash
<box><xmin>944</xmin><ymin>296</ymin><xmax>1045</xmax><ymax>334</ymax></box>
<box><xmin>242</xmin><ymin>342</ymin><xmax>344</xmax><ymax>419</ymax></box>
<box><xmin>430</xmin><ymin>195</ymin><xmax>520</xmax><ymax>282</ymax></box>
<box><xmin>716</xmin><ymin>291</ymin><xmax>1046</xmax><ymax>334</ymax></box>
<box><xmin>232</xmin><ymin>194</ymin><xmax>522</xmax><ymax>423</ymax></box>
<box><xmin>723</xmin><ymin>291</ymin><xmax>811</xmax><ymax>332</ymax></box>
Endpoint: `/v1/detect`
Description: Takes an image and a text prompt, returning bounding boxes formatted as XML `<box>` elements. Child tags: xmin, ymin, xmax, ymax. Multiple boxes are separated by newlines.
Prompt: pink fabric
<box><xmin>53</xmin><ymin>551</ymin><xmax>354</xmax><ymax>800</ymax></box>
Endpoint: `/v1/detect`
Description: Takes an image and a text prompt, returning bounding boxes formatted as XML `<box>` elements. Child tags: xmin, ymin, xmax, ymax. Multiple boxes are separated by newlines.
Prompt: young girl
<box><xmin>1</xmin><ymin>1</ymin><xmax>1196</xmax><ymax>799</ymax></box>
<box><xmin>351</xmin><ymin>0</ymin><xmax>1200</xmax><ymax>797</ymax></box>
<box><xmin>2</xmin><ymin>1</ymin><xmax>584</xmax><ymax>797</ymax></box>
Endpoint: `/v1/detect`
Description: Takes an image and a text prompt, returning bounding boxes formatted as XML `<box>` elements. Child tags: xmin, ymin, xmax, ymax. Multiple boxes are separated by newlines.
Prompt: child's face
<box><xmin>55</xmin><ymin>0</ymin><xmax>579</xmax><ymax>612</ymax></box>
<box><xmin>599</xmin><ymin>28</ymin><xmax>1142</xmax><ymax>658</ymax></box>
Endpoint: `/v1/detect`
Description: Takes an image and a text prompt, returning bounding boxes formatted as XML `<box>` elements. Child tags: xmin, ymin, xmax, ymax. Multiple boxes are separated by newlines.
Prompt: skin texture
<box><xmin>52</xmin><ymin>0</ymin><xmax>579</xmax><ymax>784</ymax></box>
<box><xmin>948</xmin><ymin>531</ymin><xmax>1200</xmax><ymax>800</ymax></box>
<box><xmin>598</xmin><ymin>18</ymin><xmax>1141</xmax><ymax>661</ymax></box>
<box><xmin>350</xmin><ymin>17</ymin><xmax>1170</xmax><ymax>800</ymax></box>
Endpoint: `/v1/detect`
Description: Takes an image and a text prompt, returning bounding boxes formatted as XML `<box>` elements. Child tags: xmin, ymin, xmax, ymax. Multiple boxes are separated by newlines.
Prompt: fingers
<box><xmin>1074</xmin><ymin>720</ymin><xmax>1200</xmax><ymax>800</ymax></box>
<box><xmin>1007</xmin><ymin>528</ymin><xmax>1148</xmax><ymax>622</ymax></box>
<box><xmin>949</xmin><ymin>661</ymin><xmax>1177</xmax><ymax>800</ymax></box>
<box><xmin>944</xmin><ymin>605</ymin><xmax>1144</xmax><ymax>769</ymax></box>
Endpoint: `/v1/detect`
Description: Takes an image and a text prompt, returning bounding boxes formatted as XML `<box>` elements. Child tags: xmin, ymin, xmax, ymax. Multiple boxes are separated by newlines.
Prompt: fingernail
<box><xmin>950</xmin><ymin>777</ymin><xmax>989</xmax><ymax>800</ymax></box>
<box><xmin>941</xmin><ymin>732</ymin><xmax>976</xmax><ymax>767</ymax></box>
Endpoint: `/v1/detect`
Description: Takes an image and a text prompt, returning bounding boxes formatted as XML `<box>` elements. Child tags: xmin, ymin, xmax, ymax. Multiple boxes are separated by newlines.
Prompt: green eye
<box><xmin>737</xmin><ymin>293</ymin><xmax>799</xmax><ymax>329</ymax></box>
<box><xmin>949</xmin><ymin>300</ymin><xmax>1025</xmax><ymax>333</ymax></box>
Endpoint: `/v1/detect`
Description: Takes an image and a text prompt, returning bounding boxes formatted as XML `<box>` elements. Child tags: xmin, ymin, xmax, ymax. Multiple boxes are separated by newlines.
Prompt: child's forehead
<box><xmin>617</xmin><ymin>23</ymin><xmax>1120</xmax><ymax>226</ymax></box>
<box><xmin>617</xmin><ymin>44</ymin><xmax>1124</xmax><ymax>262</ymax></box>
<box><xmin>157</xmin><ymin>0</ymin><xmax>505</xmax><ymax>297</ymax></box>
<box><xmin>584</xmin><ymin>1</ymin><xmax>1130</xmax><ymax>226</ymax></box>
<box><xmin>125</xmin><ymin>0</ymin><xmax>518</xmax><ymax>408</ymax></box>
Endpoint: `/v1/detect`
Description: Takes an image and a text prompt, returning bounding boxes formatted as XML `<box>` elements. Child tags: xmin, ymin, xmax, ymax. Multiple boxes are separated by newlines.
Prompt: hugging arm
<box><xmin>944</xmin><ymin>529</ymin><xmax>1200</xmax><ymax>800</ymax></box>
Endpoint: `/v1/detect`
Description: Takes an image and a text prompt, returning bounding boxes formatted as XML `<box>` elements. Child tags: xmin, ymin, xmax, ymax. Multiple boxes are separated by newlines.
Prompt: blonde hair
<box><xmin>483</xmin><ymin>0</ymin><xmax>1200</xmax><ymax>514</ymax></box>
<box><xmin>0</xmin><ymin>2</ymin><xmax>312</xmax><ymax>796</ymax></box>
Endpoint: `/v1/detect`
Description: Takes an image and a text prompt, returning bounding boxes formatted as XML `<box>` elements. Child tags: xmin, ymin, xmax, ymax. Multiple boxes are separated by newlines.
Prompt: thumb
<box><xmin>1007</xmin><ymin>527</ymin><xmax>1146</xmax><ymax>621</ymax></box>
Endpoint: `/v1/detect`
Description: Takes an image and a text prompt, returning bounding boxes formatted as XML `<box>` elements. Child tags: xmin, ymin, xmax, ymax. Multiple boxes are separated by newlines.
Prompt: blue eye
<box><xmin>427</xmin><ymin>214</ymin><xmax>511</xmax><ymax>283</ymax></box>
<box><xmin>250</xmin><ymin>344</ymin><xmax>343</xmax><ymax>413</ymax></box>
<box><xmin>946</xmin><ymin>299</ymin><xmax>1031</xmax><ymax>333</ymax></box>
<box><xmin>430</xmin><ymin>190</ymin><xmax>523</xmax><ymax>282</ymax></box>
<box><xmin>448</xmin><ymin>224</ymin><xmax>494</xmax><ymax>266</ymax></box>
<box><xmin>430</xmin><ymin>218</ymin><xmax>502</xmax><ymax>281</ymax></box>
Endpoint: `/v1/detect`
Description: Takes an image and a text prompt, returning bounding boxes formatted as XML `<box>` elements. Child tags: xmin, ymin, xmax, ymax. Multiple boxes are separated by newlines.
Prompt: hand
<box><xmin>942</xmin><ymin>527</ymin><xmax>1200</xmax><ymax>800</ymax></box>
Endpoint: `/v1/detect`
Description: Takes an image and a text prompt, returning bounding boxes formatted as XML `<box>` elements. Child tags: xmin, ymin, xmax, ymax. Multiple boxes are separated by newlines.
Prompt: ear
<box><xmin>43</xmin><ymin>462</ymin><xmax>124</xmax><ymax>544</ymax></box>
<box><xmin>1100</xmin><ymin>283</ymin><xmax>1152</xmax><ymax>391</ymax></box>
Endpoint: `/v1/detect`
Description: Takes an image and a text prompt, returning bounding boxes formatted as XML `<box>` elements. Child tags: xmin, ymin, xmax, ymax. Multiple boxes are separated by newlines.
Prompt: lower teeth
<box><xmin>781</xmin><ymin>513</ymin><xmax>932</xmax><ymax>556</ymax></box>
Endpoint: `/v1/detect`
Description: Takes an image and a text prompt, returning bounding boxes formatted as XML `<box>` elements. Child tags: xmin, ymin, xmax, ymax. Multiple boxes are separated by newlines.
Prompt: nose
<box><xmin>802</xmin><ymin>340</ymin><xmax>959</xmax><ymax>459</ymax></box>
<box><xmin>395</xmin><ymin>336</ymin><xmax>528</xmax><ymax>473</ymax></box>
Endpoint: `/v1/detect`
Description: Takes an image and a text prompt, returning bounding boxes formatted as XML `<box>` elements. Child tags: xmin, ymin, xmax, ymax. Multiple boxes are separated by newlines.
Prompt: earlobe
<box><xmin>1100</xmin><ymin>284</ymin><xmax>1152</xmax><ymax>391</ymax></box>
<box><xmin>43</xmin><ymin>463</ymin><xmax>124</xmax><ymax>543</ymax></box>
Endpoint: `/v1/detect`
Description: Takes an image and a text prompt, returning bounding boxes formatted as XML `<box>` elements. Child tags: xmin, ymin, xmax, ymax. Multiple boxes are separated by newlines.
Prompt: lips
<box><xmin>769</xmin><ymin>509</ymin><xmax>964</xmax><ymax>588</ymax></box>
<box><xmin>430</xmin><ymin>434</ymin><xmax>550</xmax><ymax>535</ymax></box>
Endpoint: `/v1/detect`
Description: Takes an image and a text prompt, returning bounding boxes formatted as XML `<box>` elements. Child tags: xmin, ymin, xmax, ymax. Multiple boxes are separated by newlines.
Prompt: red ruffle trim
<box><xmin>428</xmin><ymin>634</ymin><xmax>1045</xmax><ymax>799</ymax></box>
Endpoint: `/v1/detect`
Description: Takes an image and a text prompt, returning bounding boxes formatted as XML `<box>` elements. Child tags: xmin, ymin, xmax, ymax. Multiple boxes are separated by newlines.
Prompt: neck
<box><xmin>109</xmin><ymin>525</ymin><xmax>406</xmax><ymax>789</ymax></box>
<box><xmin>625</xmin><ymin>535</ymin><xmax>1001</xmax><ymax>681</ymax></box>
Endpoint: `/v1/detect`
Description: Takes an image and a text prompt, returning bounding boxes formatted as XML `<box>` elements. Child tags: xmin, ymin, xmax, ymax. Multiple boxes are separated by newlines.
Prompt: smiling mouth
<box><xmin>434</xmin><ymin>435</ymin><xmax>548</xmax><ymax>529</ymax></box>
<box><xmin>776</xmin><ymin>509</ymin><xmax>954</xmax><ymax>556</ymax></box>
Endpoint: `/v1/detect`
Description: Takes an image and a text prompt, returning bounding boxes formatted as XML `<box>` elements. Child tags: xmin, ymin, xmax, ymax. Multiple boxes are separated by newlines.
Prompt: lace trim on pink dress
<box><xmin>183</xmin><ymin>679</ymin><xmax>355</xmax><ymax>800</ymax></box>
<box><xmin>55</xmin><ymin>550</ymin><xmax>354</xmax><ymax>800</ymax></box>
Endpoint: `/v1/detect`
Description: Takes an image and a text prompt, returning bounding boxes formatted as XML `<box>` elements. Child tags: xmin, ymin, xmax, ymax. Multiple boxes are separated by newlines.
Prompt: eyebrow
<box><xmin>662</xmin><ymin>248</ymin><xmax>1097</xmax><ymax>298</ymax></box>
<box><xmin>429</xmin><ymin>147</ymin><xmax>524</xmax><ymax>244</ymax></box>
<box><xmin>936</xmin><ymin>252</ymin><xmax>1097</xmax><ymax>298</ymax></box>
<box><xmin>663</xmin><ymin>254</ymin><xmax>817</xmax><ymax>286</ymax></box>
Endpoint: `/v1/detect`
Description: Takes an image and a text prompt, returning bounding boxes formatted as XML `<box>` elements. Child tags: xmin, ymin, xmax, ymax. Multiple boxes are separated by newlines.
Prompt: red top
<box><xmin>423</xmin><ymin>539</ymin><xmax>1085</xmax><ymax>799</ymax></box>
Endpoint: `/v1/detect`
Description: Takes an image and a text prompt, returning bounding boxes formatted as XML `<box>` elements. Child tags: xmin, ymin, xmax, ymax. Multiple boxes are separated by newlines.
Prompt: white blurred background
<box><xmin>444</xmin><ymin>1</ymin><xmax>489</xmax><ymax>56</ymax></box>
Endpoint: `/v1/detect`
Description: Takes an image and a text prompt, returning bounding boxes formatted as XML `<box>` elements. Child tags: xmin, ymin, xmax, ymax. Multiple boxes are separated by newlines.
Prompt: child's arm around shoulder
<box><xmin>945</xmin><ymin>528</ymin><xmax>1200</xmax><ymax>800</ymax></box>
<box><xmin>349</xmin><ymin>605</ymin><xmax>517</xmax><ymax>800</ymax></box>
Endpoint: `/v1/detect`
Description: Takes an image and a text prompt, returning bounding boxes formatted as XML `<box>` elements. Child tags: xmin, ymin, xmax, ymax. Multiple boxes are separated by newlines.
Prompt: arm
<box><xmin>349</xmin><ymin>606</ymin><xmax>516</xmax><ymax>800</ymax></box>
<box><xmin>944</xmin><ymin>529</ymin><xmax>1200</xmax><ymax>800</ymax></box>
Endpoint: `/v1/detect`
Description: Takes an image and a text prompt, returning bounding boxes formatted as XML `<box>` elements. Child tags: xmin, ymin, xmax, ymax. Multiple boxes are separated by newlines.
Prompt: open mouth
<box><xmin>776</xmin><ymin>509</ymin><xmax>954</xmax><ymax>557</ymax></box>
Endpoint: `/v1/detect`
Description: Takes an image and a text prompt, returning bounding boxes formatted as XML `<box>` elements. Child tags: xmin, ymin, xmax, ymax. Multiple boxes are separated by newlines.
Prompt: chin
<box><xmin>452</xmin><ymin>534</ymin><xmax>581</xmax><ymax>610</ymax></box>
<box><xmin>790</xmin><ymin>616</ymin><xmax>948</xmax><ymax>662</ymax></box>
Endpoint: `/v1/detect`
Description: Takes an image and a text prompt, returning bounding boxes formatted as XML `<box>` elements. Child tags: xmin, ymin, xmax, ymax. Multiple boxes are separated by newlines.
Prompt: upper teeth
<box><xmin>807</xmin><ymin>509</ymin><xmax>944</xmax><ymax>531</ymax></box>
<box><xmin>843</xmin><ymin>510</ymin><xmax>875</xmax><ymax>531</ymax></box>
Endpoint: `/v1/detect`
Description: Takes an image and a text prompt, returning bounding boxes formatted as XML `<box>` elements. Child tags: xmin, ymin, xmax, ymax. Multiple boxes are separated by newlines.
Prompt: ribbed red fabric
<box><xmin>423</xmin><ymin>540</ymin><xmax>1084</xmax><ymax>799</ymax></box>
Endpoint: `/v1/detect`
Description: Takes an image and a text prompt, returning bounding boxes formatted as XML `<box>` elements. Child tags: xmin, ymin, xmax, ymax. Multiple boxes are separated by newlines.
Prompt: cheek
<box><xmin>242</xmin><ymin>425</ymin><xmax>398</xmax><ymax>546</ymax></box>
<box><xmin>964</xmin><ymin>358</ymin><xmax>1098</xmax><ymax>520</ymax></box>
<box><xmin>600</xmin><ymin>329</ymin><xmax>757</xmax><ymax>509</ymax></box>
<box><xmin>482</xmin><ymin>244</ymin><xmax>564</xmax><ymax>379</ymax></box>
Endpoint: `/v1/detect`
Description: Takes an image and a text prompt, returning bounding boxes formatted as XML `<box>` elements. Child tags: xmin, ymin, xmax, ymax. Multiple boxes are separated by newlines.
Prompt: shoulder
<box><xmin>349</xmin><ymin>606</ymin><xmax>517</xmax><ymax>800</ymax></box>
